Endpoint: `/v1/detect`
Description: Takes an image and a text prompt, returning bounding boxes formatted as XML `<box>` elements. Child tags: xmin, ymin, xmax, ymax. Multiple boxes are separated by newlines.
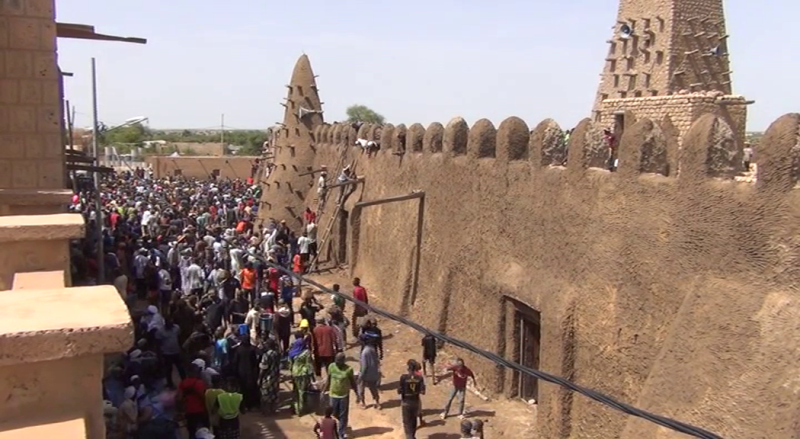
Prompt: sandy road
<box><xmin>239</xmin><ymin>270</ymin><xmax>536</xmax><ymax>438</ymax></box>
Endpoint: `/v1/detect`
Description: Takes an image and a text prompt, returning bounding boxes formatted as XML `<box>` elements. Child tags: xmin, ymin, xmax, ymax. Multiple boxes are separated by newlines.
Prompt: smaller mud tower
<box><xmin>592</xmin><ymin>0</ymin><xmax>750</xmax><ymax>146</ymax></box>
<box><xmin>258</xmin><ymin>55</ymin><xmax>324</xmax><ymax>227</ymax></box>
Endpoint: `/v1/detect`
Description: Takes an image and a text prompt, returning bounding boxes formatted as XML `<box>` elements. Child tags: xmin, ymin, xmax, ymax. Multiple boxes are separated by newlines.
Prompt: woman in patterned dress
<box><xmin>289</xmin><ymin>333</ymin><xmax>314</xmax><ymax>416</ymax></box>
<box><xmin>258</xmin><ymin>338</ymin><xmax>281</xmax><ymax>414</ymax></box>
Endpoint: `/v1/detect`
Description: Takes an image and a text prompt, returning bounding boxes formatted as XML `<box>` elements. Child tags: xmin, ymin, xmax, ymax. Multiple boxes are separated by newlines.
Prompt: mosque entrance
<box><xmin>515</xmin><ymin>303</ymin><xmax>541</xmax><ymax>402</ymax></box>
<box><xmin>613</xmin><ymin>113</ymin><xmax>625</xmax><ymax>141</ymax></box>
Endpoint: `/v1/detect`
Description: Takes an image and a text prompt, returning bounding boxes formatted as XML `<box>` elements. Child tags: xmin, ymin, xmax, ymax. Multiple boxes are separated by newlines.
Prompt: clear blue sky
<box><xmin>57</xmin><ymin>0</ymin><xmax>790</xmax><ymax>131</ymax></box>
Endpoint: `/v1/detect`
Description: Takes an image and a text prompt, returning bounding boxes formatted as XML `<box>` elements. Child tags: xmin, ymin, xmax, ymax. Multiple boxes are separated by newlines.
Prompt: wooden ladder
<box><xmin>309</xmin><ymin>154</ymin><xmax>360</xmax><ymax>271</ymax></box>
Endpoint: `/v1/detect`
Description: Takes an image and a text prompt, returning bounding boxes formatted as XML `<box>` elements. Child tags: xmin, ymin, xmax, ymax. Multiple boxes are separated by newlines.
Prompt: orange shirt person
<box><xmin>240</xmin><ymin>263</ymin><xmax>257</xmax><ymax>302</ymax></box>
<box><xmin>292</xmin><ymin>253</ymin><xmax>305</xmax><ymax>294</ymax></box>
<box><xmin>292</xmin><ymin>253</ymin><xmax>304</xmax><ymax>274</ymax></box>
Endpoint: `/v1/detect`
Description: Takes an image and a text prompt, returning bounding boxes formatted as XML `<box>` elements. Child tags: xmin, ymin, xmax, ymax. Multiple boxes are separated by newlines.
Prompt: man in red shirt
<box><xmin>351</xmin><ymin>277</ymin><xmax>368</xmax><ymax>338</ymax></box>
<box><xmin>267</xmin><ymin>265</ymin><xmax>280</xmax><ymax>294</ymax></box>
<box><xmin>312</xmin><ymin>317</ymin><xmax>339</xmax><ymax>378</ymax></box>
<box><xmin>440</xmin><ymin>358</ymin><xmax>476</xmax><ymax>420</ymax></box>
<box><xmin>179</xmin><ymin>363</ymin><xmax>209</xmax><ymax>436</ymax></box>
<box><xmin>303</xmin><ymin>207</ymin><xmax>317</xmax><ymax>225</ymax></box>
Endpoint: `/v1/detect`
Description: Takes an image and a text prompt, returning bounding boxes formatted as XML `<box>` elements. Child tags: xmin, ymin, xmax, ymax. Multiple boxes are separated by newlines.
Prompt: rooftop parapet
<box><xmin>0</xmin><ymin>213</ymin><xmax>84</xmax><ymax>290</ymax></box>
<box><xmin>0</xmin><ymin>284</ymin><xmax>132</xmax><ymax>439</ymax></box>
<box><xmin>0</xmin><ymin>285</ymin><xmax>131</xmax><ymax>364</ymax></box>
<box><xmin>314</xmin><ymin>112</ymin><xmax>800</xmax><ymax>192</ymax></box>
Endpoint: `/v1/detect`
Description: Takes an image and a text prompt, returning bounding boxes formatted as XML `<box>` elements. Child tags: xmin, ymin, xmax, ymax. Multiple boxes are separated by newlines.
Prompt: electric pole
<box><xmin>221</xmin><ymin>113</ymin><xmax>225</xmax><ymax>146</ymax></box>
<box><xmin>90</xmin><ymin>57</ymin><xmax>105</xmax><ymax>283</ymax></box>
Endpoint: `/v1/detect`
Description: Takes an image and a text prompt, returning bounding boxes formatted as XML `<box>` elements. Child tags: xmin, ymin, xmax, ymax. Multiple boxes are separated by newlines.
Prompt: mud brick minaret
<box><xmin>590</xmin><ymin>0</ymin><xmax>748</xmax><ymax>152</ymax></box>
<box><xmin>592</xmin><ymin>0</ymin><xmax>733</xmax><ymax>117</ymax></box>
<box><xmin>258</xmin><ymin>55</ymin><xmax>324</xmax><ymax>228</ymax></box>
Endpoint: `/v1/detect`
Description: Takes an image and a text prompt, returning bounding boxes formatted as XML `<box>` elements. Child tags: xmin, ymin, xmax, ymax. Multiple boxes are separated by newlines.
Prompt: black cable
<box><xmin>250</xmin><ymin>255</ymin><xmax>723</xmax><ymax>439</ymax></box>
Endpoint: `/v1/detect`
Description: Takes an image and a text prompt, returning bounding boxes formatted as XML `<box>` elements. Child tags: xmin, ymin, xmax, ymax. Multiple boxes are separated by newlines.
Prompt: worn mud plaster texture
<box><xmin>272</xmin><ymin>57</ymin><xmax>800</xmax><ymax>439</ymax></box>
<box><xmin>274</xmin><ymin>99</ymin><xmax>800</xmax><ymax>438</ymax></box>
<box><xmin>259</xmin><ymin>0</ymin><xmax>785</xmax><ymax>434</ymax></box>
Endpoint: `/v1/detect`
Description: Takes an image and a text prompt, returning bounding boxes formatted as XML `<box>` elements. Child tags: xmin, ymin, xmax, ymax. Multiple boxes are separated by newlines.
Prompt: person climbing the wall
<box><xmin>743</xmin><ymin>143</ymin><xmax>754</xmax><ymax>172</ymax></box>
<box><xmin>396</xmin><ymin>130</ymin><xmax>407</xmax><ymax>154</ymax></box>
<box><xmin>355</xmin><ymin>138</ymin><xmax>378</xmax><ymax>155</ymax></box>
<box><xmin>603</xmin><ymin>128</ymin><xmax>618</xmax><ymax>172</ymax></box>
<box><xmin>561</xmin><ymin>128</ymin><xmax>572</xmax><ymax>166</ymax></box>
<box><xmin>250</xmin><ymin>159</ymin><xmax>260</xmax><ymax>180</ymax></box>
<box><xmin>368</xmin><ymin>140</ymin><xmax>381</xmax><ymax>158</ymax></box>
<box><xmin>337</xmin><ymin>166</ymin><xmax>351</xmax><ymax>206</ymax></box>
<box><xmin>317</xmin><ymin>169</ymin><xmax>329</xmax><ymax>215</ymax></box>
<box><xmin>337</xmin><ymin>167</ymin><xmax>362</xmax><ymax>206</ymax></box>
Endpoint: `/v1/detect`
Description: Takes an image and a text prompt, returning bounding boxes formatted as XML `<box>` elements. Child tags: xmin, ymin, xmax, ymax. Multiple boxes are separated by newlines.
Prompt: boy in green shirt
<box><xmin>204</xmin><ymin>374</ymin><xmax>224</xmax><ymax>432</ymax></box>
<box><xmin>324</xmin><ymin>353</ymin><xmax>360</xmax><ymax>439</ymax></box>
<box><xmin>215</xmin><ymin>378</ymin><xmax>244</xmax><ymax>438</ymax></box>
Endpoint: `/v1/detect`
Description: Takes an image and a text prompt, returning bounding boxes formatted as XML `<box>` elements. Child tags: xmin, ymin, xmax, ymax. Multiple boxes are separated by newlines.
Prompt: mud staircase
<box><xmin>309</xmin><ymin>147</ymin><xmax>361</xmax><ymax>272</ymax></box>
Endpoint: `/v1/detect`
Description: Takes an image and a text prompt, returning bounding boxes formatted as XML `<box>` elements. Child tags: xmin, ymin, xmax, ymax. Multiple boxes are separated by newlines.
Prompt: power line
<box><xmin>247</xmin><ymin>254</ymin><xmax>723</xmax><ymax>439</ymax></box>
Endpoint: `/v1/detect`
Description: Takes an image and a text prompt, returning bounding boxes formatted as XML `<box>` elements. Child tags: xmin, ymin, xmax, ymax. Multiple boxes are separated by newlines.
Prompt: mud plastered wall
<box><xmin>599</xmin><ymin>93</ymin><xmax>747</xmax><ymax>150</ymax></box>
<box><xmin>145</xmin><ymin>156</ymin><xmax>257</xmax><ymax>180</ymax></box>
<box><xmin>303</xmin><ymin>114</ymin><xmax>800</xmax><ymax>438</ymax></box>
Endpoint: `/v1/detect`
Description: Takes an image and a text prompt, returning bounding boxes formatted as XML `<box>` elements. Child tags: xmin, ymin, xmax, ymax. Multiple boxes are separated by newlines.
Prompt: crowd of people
<box><xmin>72</xmin><ymin>166</ymin><xmax>486</xmax><ymax>439</ymax></box>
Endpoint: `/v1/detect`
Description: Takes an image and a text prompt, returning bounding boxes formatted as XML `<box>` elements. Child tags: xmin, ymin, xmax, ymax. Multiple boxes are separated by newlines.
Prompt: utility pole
<box><xmin>91</xmin><ymin>58</ymin><xmax>105</xmax><ymax>284</ymax></box>
<box><xmin>65</xmin><ymin>100</ymin><xmax>78</xmax><ymax>193</ymax></box>
<box><xmin>220</xmin><ymin>113</ymin><xmax>225</xmax><ymax>146</ymax></box>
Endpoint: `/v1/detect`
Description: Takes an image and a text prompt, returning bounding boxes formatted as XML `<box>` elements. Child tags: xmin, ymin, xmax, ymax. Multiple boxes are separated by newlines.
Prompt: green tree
<box><xmin>346</xmin><ymin>104</ymin><xmax>385</xmax><ymax>125</ymax></box>
<box><xmin>239</xmin><ymin>143</ymin><xmax>262</xmax><ymax>156</ymax></box>
<box><xmin>101</xmin><ymin>122</ymin><xmax>151</xmax><ymax>146</ymax></box>
<box><xmin>144</xmin><ymin>128</ymin><xmax>267</xmax><ymax>155</ymax></box>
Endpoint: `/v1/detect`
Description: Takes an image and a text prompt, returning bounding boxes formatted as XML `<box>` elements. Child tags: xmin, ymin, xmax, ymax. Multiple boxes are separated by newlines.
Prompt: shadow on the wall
<box><xmin>437</xmin><ymin>268</ymin><xmax>456</xmax><ymax>336</ymax></box>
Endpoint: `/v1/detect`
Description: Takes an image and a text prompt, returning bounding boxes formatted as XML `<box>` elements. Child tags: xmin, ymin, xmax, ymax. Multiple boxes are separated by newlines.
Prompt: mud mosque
<box><xmin>0</xmin><ymin>0</ymin><xmax>797</xmax><ymax>438</ymax></box>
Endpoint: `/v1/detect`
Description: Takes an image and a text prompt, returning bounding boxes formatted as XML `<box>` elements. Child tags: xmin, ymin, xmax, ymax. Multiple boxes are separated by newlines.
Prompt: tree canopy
<box><xmin>94</xmin><ymin>122</ymin><xmax>266</xmax><ymax>156</ymax></box>
<box><xmin>101</xmin><ymin>123</ymin><xmax>149</xmax><ymax>145</ymax></box>
<box><xmin>346</xmin><ymin>104</ymin><xmax>385</xmax><ymax>125</ymax></box>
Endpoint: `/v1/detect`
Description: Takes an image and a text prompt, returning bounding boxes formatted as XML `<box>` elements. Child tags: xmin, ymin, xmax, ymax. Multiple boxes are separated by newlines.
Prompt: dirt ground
<box><xmin>239</xmin><ymin>270</ymin><xmax>537</xmax><ymax>438</ymax></box>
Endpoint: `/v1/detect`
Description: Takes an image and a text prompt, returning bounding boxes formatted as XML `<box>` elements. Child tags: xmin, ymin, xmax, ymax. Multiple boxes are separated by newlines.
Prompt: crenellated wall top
<box><xmin>314</xmin><ymin>113</ymin><xmax>800</xmax><ymax>192</ymax></box>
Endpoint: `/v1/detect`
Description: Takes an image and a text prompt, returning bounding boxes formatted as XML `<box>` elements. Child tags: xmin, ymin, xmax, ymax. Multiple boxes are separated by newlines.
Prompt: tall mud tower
<box><xmin>258</xmin><ymin>55</ymin><xmax>324</xmax><ymax>227</ymax></box>
<box><xmin>592</xmin><ymin>0</ymin><xmax>732</xmax><ymax>117</ymax></box>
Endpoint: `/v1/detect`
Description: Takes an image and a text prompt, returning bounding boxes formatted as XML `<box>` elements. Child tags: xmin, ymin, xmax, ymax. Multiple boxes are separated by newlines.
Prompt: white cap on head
<box><xmin>191</xmin><ymin>358</ymin><xmax>206</xmax><ymax>370</ymax></box>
